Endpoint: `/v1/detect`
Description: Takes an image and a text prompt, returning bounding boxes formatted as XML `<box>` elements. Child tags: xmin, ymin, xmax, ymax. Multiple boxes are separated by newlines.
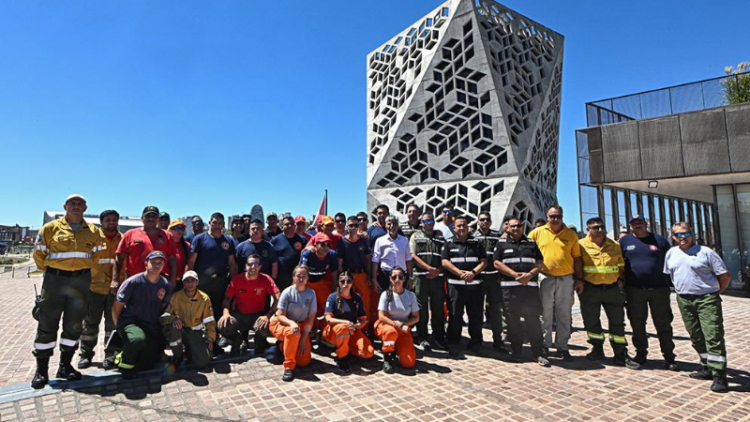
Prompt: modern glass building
<box><xmin>577</xmin><ymin>72</ymin><xmax>750</xmax><ymax>291</ymax></box>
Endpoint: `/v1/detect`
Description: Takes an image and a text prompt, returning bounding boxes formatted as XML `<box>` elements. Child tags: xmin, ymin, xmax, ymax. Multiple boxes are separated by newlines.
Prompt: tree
<box><xmin>723</xmin><ymin>62</ymin><xmax>750</xmax><ymax>105</ymax></box>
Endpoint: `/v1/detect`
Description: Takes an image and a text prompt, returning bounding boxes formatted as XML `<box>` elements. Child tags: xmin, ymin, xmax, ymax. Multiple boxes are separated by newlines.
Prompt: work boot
<box><xmin>710</xmin><ymin>372</ymin><xmax>728</xmax><ymax>393</ymax></box>
<box><xmin>419</xmin><ymin>340</ymin><xmax>432</xmax><ymax>352</ymax></box>
<box><xmin>77</xmin><ymin>356</ymin><xmax>92</xmax><ymax>370</ymax></box>
<box><xmin>633</xmin><ymin>352</ymin><xmax>647</xmax><ymax>366</ymax></box>
<box><xmin>282</xmin><ymin>368</ymin><xmax>294</xmax><ymax>382</ymax></box>
<box><xmin>230</xmin><ymin>338</ymin><xmax>242</xmax><ymax>357</ymax></box>
<box><xmin>383</xmin><ymin>352</ymin><xmax>396</xmax><ymax>374</ymax></box>
<box><xmin>335</xmin><ymin>356</ymin><xmax>351</xmax><ymax>373</ymax></box>
<box><xmin>613</xmin><ymin>352</ymin><xmax>641</xmax><ymax>370</ymax></box>
<box><xmin>31</xmin><ymin>357</ymin><xmax>49</xmax><ymax>389</ymax></box>
<box><xmin>56</xmin><ymin>352</ymin><xmax>82</xmax><ymax>381</ymax></box>
<box><xmin>689</xmin><ymin>366</ymin><xmax>713</xmax><ymax>380</ymax></box>
<box><xmin>102</xmin><ymin>355</ymin><xmax>116</xmax><ymax>370</ymax></box>
<box><xmin>536</xmin><ymin>356</ymin><xmax>551</xmax><ymax>368</ymax></box>
<box><xmin>586</xmin><ymin>345</ymin><xmax>606</xmax><ymax>361</ymax></box>
<box><xmin>434</xmin><ymin>337</ymin><xmax>449</xmax><ymax>351</ymax></box>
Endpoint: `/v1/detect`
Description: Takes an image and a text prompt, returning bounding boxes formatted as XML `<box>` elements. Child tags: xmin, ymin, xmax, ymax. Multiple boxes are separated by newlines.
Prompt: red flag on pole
<box><xmin>313</xmin><ymin>194</ymin><xmax>326</xmax><ymax>225</ymax></box>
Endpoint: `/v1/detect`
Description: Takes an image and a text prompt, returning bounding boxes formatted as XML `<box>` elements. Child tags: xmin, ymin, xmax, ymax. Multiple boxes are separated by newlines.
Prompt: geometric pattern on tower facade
<box><xmin>367</xmin><ymin>0</ymin><xmax>564</xmax><ymax>229</ymax></box>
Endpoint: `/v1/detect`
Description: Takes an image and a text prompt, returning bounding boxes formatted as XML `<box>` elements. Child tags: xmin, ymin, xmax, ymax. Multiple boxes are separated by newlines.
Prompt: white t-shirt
<box><xmin>378</xmin><ymin>289</ymin><xmax>419</xmax><ymax>322</ymax></box>
<box><xmin>372</xmin><ymin>234</ymin><xmax>412</xmax><ymax>271</ymax></box>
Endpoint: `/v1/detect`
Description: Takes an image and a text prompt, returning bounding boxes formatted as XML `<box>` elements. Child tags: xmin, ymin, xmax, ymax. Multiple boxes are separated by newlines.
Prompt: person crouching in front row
<box><xmin>374</xmin><ymin>266</ymin><xmax>419</xmax><ymax>374</ymax></box>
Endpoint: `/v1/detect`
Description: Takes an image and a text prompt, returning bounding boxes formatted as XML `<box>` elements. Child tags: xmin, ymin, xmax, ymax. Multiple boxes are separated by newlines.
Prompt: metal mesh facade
<box><xmin>366</xmin><ymin>0</ymin><xmax>564</xmax><ymax>228</ymax></box>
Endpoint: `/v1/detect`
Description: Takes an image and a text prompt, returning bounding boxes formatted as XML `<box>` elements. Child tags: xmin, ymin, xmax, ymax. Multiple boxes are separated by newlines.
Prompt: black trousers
<box><xmin>446</xmin><ymin>284</ymin><xmax>484</xmax><ymax>346</ymax></box>
<box><xmin>502</xmin><ymin>286</ymin><xmax>544</xmax><ymax>357</ymax></box>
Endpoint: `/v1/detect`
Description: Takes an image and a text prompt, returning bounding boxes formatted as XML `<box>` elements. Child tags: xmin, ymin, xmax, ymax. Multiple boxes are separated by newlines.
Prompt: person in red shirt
<box><xmin>218</xmin><ymin>254</ymin><xmax>281</xmax><ymax>356</ymax></box>
<box><xmin>168</xmin><ymin>219</ymin><xmax>190</xmax><ymax>288</ymax></box>
<box><xmin>321</xmin><ymin>216</ymin><xmax>342</xmax><ymax>251</ymax></box>
<box><xmin>295</xmin><ymin>216</ymin><xmax>312</xmax><ymax>241</ymax></box>
<box><xmin>113</xmin><ymin>206</ymin><xmax>177</xmax><ymax>290</ymax></box>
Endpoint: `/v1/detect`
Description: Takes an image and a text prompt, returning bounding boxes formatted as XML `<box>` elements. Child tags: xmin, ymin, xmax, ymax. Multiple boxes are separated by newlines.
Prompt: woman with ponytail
<box><xmin>374</xmin><ymin>266</ymin><xmax>420</xmax><ymax>373</ymax></box>
<box><xmin>323</xmin><ymin>272</ymin><xmax>375</xmax><ymax>372</ymax></box>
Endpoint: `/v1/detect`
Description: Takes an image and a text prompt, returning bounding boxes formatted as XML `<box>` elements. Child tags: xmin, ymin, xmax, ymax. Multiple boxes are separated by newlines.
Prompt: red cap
<box><xmin>294</xmin><ymin>215</ymin><xmax>307</xmax><ymax>223</ymax></box>
<box><xmin>310</xmin><ymin>233</ymin><xmax>331</xmax><ymax>246</ymax></box>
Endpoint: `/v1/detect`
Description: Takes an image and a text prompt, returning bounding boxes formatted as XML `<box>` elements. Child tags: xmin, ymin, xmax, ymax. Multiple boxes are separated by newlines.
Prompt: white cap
<box><xmin>65</xmin><ymin>193</ymin><xmax>87</xmax><ymax>203</ymax></box>
<box><xmin>182</xmin><ymin>270</ymin><xmax>199</xmax><ymax>281</ymax></box>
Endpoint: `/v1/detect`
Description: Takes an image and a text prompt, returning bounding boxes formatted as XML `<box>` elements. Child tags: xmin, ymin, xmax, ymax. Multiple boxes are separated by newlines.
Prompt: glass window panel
<box><xmin>652</xmin><ymin>195</ymin><xmax>662</xmax><ymax>236</ymax></box>
<box><xmin>716</xmin><ymin>185</ymin><xmax>742</xmax><ymax>289</ymax></box>
<box><xmin>612</xmin><ymin>95</ymin><xmax>642</xmax><ymax>120</ymax></box>
<box><xmin>664</xmin><ymin>197</ymin><xmax>673</xmax><ymax>236</ymax></box>
<box><xmin>603</xmin><ymin>188</ymin><xmax>614</xmax><ymax>239</ymax></box>
<box><xmin>616</xmin><ymin>190</ymin><xmax>627</xmax><ymax>238</ymax></box>
<box><xmin>578</xmin><ymin>158</ymin><xmax>590</xmax><ymax>184</ymax></box>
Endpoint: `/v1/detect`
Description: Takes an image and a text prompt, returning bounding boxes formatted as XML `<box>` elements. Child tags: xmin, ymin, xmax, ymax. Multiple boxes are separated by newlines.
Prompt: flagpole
<box><xmin>325</xmin><ymin>189</ymin><xmax>328</xmax><ymax>215</ymax></box>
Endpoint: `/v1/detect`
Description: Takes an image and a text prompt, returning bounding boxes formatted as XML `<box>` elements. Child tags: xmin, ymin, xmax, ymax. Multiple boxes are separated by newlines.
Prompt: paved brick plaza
<box><xmin>0</xmin><ymin>271</ymin><xmax>748</xmax><ymax>421</ymax></box>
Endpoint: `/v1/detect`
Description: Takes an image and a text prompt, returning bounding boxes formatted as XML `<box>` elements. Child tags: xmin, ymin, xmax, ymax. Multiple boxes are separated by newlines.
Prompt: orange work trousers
<box><xmin>306</xmin><ymin>280</ymin><xmax>332</xmax><ymax>330</ymax></box>
<box><xmin>270</xmin><ymin>317</ymin><xmax>312</xmax><ymax>370</ymax></box>
<box><xmin>374</xmin><ymin>320</ymin><xmax>416</xmax><ymax>368</ymax></box>
<box><xmin>322</xmin><ymin>323</ymin><xmax>375</xmax><ymax>359</ymax></box>
<box><xmin>351</xmin><ymin>273</ymin><xmax>378</xmax><ymax>324</ymax></box>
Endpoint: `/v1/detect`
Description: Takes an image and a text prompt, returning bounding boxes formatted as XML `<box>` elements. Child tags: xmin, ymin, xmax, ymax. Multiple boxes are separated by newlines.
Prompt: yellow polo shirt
<box><xmin>528</xmin><ymin>224</ymin><xmax>581</xmax><ymax>277</ymax></box>
<box><xmin>579</xmin><ymin>235</ymin><xmax>624</xmax><ymax>285</ymax></box>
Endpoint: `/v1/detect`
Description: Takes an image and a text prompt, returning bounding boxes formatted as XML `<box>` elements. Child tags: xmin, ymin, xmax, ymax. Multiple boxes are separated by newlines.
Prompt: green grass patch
<box><xmin>0</xmin><ymin>257</ymin><xmax>27</xmax><ymax>265</ymax></box>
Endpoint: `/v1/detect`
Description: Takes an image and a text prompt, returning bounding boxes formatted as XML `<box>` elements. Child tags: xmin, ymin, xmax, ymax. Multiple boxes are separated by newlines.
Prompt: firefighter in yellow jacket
<box><xmin>78</xmin><ymin>210</ymin><xmax>124</xmax><ymax>370</ymax></box>
<box><xmin>160</xmin><ymin>271</ymin><xmax>216</xmax><ymax>369</ymax></box>
<box><xmin>577</xmin><ymin>217</ymin><xmax>639</xmax><ymax>369</ymax></box>
<box><xmin>31</xmin><ymin>194</ymin><xmax>106</xmax><ymax>389</ymax></box>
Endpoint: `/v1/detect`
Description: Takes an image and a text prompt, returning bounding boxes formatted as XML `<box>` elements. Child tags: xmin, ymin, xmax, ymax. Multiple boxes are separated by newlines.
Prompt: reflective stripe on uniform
<box><xmin>191</xmin><ymin>324</ymin><xmax>205</xmax><ymax>331</ymax></box>
<box><xmin>169</xmin><ymin>339</ymin><xmax>182</xmax><ymax>347</ymax></box>
<box><xmin>48</xmin><ymin>252</ymin><xmax>92</xmax><ymax>260</ymax></box>
<box><xmin>447</xmin><ymin>279</ymin><xmax>481</xmax><ymax>286</ymax></box>
<box><xmin>587</xmin><ymin>332</ymin><xmax>605</xmax><ymax>341</ymax></box>
<box><xmin>699</xmin><ymin>353</ymin><xmax>709</xmax><ymax>360</ymax></box>
<box><xmin>118</xmin><ymin>361</ymin><xmax>135</xmax><ymax>369</ymax></box>
<box><xmin>610</xmin><ymin>335</ymin><xmax>627</xmax><ymax>344</ymax></box>
<box><xmin>503</xmin><ymin>249</ymin><xmax>514</xmax><ymax>254</ymax></box>
<box><xmin>500</xmin><ymin>281</ymin><xmax>539</xmax><ymax>287</ymax></box>
<box><xmin>309</xmin><ymin>271</ymin><xmax>326</xmax><ymax>276</ymax></box>
<box><xmin>161</xmin><ymin>313</ymin><xmax>171</xmax><ymax>318</ymax></box>
<box><xmin>35</xmin><ymin>244</ymin><xmax>48</xmax><ymax>251</ymax></box>
<box><xmin>92</xmin><ymin>245</ymin><xmax>104</xmax><ymax>253</ymax></box>
<box><xmin>583</xmin><ymin>266</ymin><xmax>620</xmax><ymax>274</ymax></box>
<box><xmin>383</xmin><ymin>341</ymin><xmax>396</xmax><ymax>347</ymax></box>
<box><xmin>502</xmin><ymin>257</ymin><xmax>537</xmax><ymax>264</ymax></box>
<box><xmin>98</xmin><ymin>258</ymin><xmax>115</xmax><ymax>264</ymax></box>
<box><xmin>450</xmin><ymin>257</ymin><xmax>479</xmax><ymax>263</ymax></box>
<box><xmin>34</xmin><ymin>341</ymin><xmax>56</xmax><ymax>350</ymax></box>
<box><xmin>202</xmin><ymin>316</ymin><xmax>215</xmax><ymax>324</ymax></box>
<box><xmin>60</xmin><ymin>338</ymin><xmax>78</xmax><ymax>347</ymax></box>
<box><xmin>482</xmin><ymin>270</ymin><xmax>498</xmax><ymax>274</ymax></box>
<box><xmin>707</xmin><ymin>354</ymin><xmax>726</xmax><ymax>362</ymax></box>
<box><xmin>414</xmin><ymin>271</ymin><xmax>443</xmax><ymax>276</ymax></box>
<box><xmin>417</xmin><ymin>252</ymin><xmax>442</xmax><ymax>257</ymax></box>
<box><xmin>79</xmin><ymin>335</ymin><xmax>97</xmax><ymax>342</ymax></box>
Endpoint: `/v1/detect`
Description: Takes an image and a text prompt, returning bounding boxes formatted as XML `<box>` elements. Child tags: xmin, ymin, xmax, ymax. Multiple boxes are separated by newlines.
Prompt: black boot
<box><xmin>710</xmin><ymin>372</ymin><xmax>728</xmax><ymax>393</ymax></box>
<box><xmin>31</xmin><ymin>357</ymin><xmax>49</xmax><ymax>389</ymax></box>
<box><xmin>56</xmin><ymin>352</ymin><xmax>82</xmax><ymax>381</ymax></box>
<box><xmin>383</xmin><ymin>352</ymin><xmax>395</xmax><ymax>374</ymax></box>
<box><xmin>586</xmin><ymin>344</ymin><xmax>605</xmax><ymax>361</ymax></box>
<box><xmin>689</xmin><ymin>366</ymin><xmax>713</xmax><ymax>380</ymax></box>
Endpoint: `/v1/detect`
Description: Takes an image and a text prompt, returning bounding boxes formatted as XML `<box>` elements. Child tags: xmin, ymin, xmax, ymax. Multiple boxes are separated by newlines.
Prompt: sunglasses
<box><xmin>339</xmin><ymin>279</ymin><xmax>353</xmax><ymax>284</ymax></box>
<box><xmin>390</xmin><ymin>274</ymin><xmax>405</xmax><ymax>280</ymax></box>
<box><xmin>442</xmin><ymin>209</ymin><xmax>453</xmax><ymax>214</ymax></box>
<box><xmin>674</xmin><ymin>232</ymin><xmax>693</xmax><ymax>238</ymax></box>
<box><xmin>423</xmin><ymin>219</ymin><xmax>435</xmax><ymax>224</ymax></box>
<box><xmin>318</xmin><ymin>242</ymin><xmax>331</xmax><ymax>248</ymax></box>
<box><xmin>589</xmin><ymin>225</ymin><xmax>605</xmax><ymax>231</ymax></box>
<box><xmin>246</xmin><ymin>262</ymin><xmax>261</xmax><ymax>267</ymax></box>
<box><xmin>479</xmin><ymin>217</ymin><xmax>490</xmax><ymax>222</ymax></box>
<box><xmin>547</xmin><ymin>214</ymin><xmax>562</xmax><ymax>219</ymax></box>
<box><xmin>508</xmin><ymin>223</ymin><xmax>523</xmax><ymax>228</ymax></box>
<box><xmin>357</xmin><ymin>217</ymin><xmax>367</xmax><ymax>221</ymax></box>
<box><xmin>348</xmin><ymin>223</ymin><xmax>359</xmax><ymax>228</ymax></box>
<box><xmin>171</xmin><ymin>226</ymin><xmax>186</xmax><ymax>232</ymax></box>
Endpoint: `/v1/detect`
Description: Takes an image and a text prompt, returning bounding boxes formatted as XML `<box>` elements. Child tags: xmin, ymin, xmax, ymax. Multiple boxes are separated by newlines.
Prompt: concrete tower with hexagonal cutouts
<box><xmin>366</xmin><ymin>0</ymin><xmax>563</xmax><ymax>229</ymax></box>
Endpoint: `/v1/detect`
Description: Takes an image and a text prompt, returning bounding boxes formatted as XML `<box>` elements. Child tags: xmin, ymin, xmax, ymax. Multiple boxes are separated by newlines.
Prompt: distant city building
<box><xmin>0</xmin><ymin>225</ymin><xmax>32</xmax><ymax>243</ymax></box>
<box><xmin>366</xmin><ymin>0</ymin><xmax>564</xmax><ymax>229</ymax></box>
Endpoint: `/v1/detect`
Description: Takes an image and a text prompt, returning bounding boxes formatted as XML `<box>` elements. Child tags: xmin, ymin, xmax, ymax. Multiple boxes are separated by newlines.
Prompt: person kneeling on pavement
<box><xmin>112</xmin><ymin>251</ymin><xmax>173</xmax><ymax>379</ymax></box>
<box><xmin>270</xmin><ymin>265</ymin><xmax>317</xmax><ymax>382</ymax></box>
<box><xmin>160</xmin><ymin>271</ymin><xmax>216</xmax><ymax>369</ymax></box>
<box><xmin>374</xmin><ymin>267</ymin><xmax>419</xmax><ymax>374</ymax></box>
<box><xmin>323</xmin><ymin>271</ymin><xmax>375</xmax><ymax>373</ymax></box>
<box><xmin>218</xmin><ymin>254</ymin><xmax>280</xmax><ymax>356</ymax></box>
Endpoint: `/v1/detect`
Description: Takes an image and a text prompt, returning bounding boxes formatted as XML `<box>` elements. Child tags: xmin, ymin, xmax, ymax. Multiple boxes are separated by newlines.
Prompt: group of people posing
<box><xmin>30</xmin><ymin>194</ymin><xmax>731</xmax><ymax>392</ymax></box>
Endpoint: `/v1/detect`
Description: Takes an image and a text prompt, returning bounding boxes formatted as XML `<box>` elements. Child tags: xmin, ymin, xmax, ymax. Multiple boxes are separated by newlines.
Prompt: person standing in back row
<box><xmin>473</xmin><ymin>212</ymin><xmax>505</xmax><ymax>353</ymax></box>
<box><xmin>528</xmin><ymin>206</ymin><xmax>582</xmax><ymax>361</ymax></box>
<box><xmin>31</xmin><ymin>194</ymin><xmax>106</xmax><ymax>389</ymax></box>
<box><xmin>664</xmin><ymin>222</ymin><xmax>730</xmax><ymax>393</ymax></box>
<box><xmin>619</xmin><ymin>214</ymin><xmax>677</xmax><ymax>370</ymax></box>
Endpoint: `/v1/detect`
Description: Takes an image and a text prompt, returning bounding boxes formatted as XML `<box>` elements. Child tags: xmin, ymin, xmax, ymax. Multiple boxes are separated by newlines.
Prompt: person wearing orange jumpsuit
<box><xmin>374</xmin><ymin>266</ymin><xmax>420</xmax><ymax>373</ymax></box>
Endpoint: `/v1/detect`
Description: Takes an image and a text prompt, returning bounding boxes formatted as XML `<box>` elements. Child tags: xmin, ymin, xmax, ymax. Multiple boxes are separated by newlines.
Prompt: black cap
<box><xmin>628</xmin><ymin>214</ymin><xmax>646</xmax><ymax>224</ymax></box>
<box><xmin>159</xmin><ymin>211</ymin><xmax>170</xmax><ymax>220</ymax></box>
<box><xmin>142</xmin><ymin>206</ymin><xmax>160</xmax><ymax>217</ymax></box>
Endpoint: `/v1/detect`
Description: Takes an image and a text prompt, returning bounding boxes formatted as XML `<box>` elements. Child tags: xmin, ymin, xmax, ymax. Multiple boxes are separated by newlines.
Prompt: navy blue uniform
<box><xmin>235</xmin><ymin>239</ymin><xmax>278</xmax><ymax>276</ymax></box>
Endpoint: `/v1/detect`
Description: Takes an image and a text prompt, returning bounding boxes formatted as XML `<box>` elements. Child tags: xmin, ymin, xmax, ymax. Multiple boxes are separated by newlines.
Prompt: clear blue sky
<box><xmin>1</xmin><ymin>0</ymin><xmax>746</xmax><ymax>229</ymax></box>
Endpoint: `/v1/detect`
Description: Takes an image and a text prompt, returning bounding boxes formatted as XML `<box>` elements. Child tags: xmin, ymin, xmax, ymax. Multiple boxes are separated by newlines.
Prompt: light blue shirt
<box><xmin>663</xmin><ymin>245</ymin><xmax>727</xmax><ymax>295</ymax></box>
